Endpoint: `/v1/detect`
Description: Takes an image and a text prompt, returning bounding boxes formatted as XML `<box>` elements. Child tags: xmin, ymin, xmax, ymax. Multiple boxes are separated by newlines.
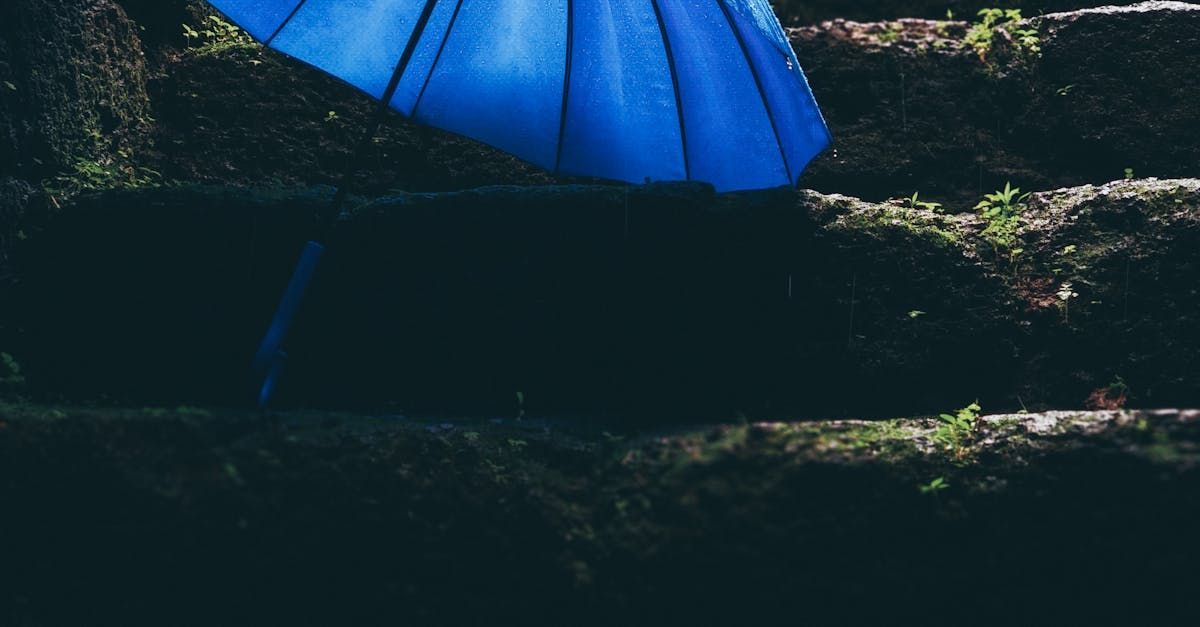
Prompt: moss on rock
<box><xmin>791</xmin><ymin>2</ymin><xmax>1200</xmax><ymax>205</ymax></box>
<box><xmin>0</xmin><ymin>0</ymin><xmax>153</xmax><ymax>181</ymax></box>
<box><xmin>147</xmin><ymin>28</ymin><xmax>554</xmax><ymax>194</ymax></box>
<box><xmin>2</xmin><ymin>401</ymin><xmax>1198</xmax><ymax>624</ymax></box>
<box><xmin>774</xmin><ymin>0</ymin><xmax>1143</xmax><ymax>24</ymax></box>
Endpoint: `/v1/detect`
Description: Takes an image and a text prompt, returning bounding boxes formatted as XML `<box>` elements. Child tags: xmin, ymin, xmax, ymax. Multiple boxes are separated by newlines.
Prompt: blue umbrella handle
<box><xmin>250</xmin><ymin>2</ymin><xmax>437</xmax><ymax>409</ymax></box>
<box><xmin>253</xmin><ymin>240</ymin><xmax>325</xmax><ymax>407</ymax></box>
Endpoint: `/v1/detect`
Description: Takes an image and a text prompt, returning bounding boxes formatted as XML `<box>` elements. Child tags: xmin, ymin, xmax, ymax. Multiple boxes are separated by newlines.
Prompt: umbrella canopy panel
<box><xmin>207</xmin><ymin>0</ymin><xmax>830</xmax><ymax>192</ymax></box>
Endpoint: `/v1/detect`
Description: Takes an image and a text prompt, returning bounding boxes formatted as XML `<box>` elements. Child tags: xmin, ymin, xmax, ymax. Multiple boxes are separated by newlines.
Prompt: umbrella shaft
<box><xmin>321</xmin><ymin>0</ymin><xmax>441</xmax><ymax>234</ymax></box>
<box><xmin>257</xmin><ymin>0</ymin><xmax>442</xmax><ymax>408</ymax></box>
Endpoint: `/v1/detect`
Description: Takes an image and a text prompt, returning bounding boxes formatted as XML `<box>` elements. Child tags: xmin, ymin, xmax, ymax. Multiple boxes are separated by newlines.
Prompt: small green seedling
<box><xmin>975</xmin><ymin>182</ymin><xmax>1029</xmax><ymax>215</ymax></box>
<box><xmin>905</xmin><ymin>192</ymin><xmax>943</xmax><ymax>212</ymax></box>
<box><xmin>977</xmin><ymin>182</ymin><xmax>1030</xmax><ymax>253</ymax></box>
<box><xmin>920</xmin><ymin>476</ymin><xmax>950</xmax><ymax>494</ymax></box>
<box><xmin>182</xmin><ymin>15</ymin><xmax>255</xmax><ymax>55</ymax></box>
<box><xmin>1057</xmin><ymin>282</ymin><xmax>1079</xmax><ymax>323</ymax></box>
<box><xmin>933</xmin><ymin>401</ymin><xmax>981</xmax><ymax>457</ymax></box>
<box><xmin>965</xmin><ymin>9</ymin><xmax>1039</xmax><ymax>61</ymax></box>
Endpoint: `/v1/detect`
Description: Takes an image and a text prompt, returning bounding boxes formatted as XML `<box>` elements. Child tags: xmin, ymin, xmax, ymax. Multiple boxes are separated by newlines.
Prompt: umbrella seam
<box><xmin>411</xmin><ymin>0</ymin><xmax>466</xmax><ymax>118</ymax></box>
<box><xmin>715</xmin><ymin>0</ymin><xmax>793</xmax><ymax>184</ymax></box>
<box><xmin>265</xmin><ymin>0</ymin><xmax>309</xmax><ymax>47</ymax></box>
<box><xmin>649</xmin><ymin>0</ymin><xmax>691</xmax><ymax>181</ymax></box>
<box><xmin>383</xmin><ymin>0</ymin><xmax>442</xmax><ymax>110</ymax></box>
<box><xmin>553</xmin><ymin>0</ymin><xmax>575</xmax><ymax>174</ymax></box>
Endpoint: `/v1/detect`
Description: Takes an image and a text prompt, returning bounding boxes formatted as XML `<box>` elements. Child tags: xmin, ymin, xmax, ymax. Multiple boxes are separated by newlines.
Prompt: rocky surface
<box><xmin>114</xmin><ymin>0</ymin><xmax>200</xmax><ymax>51</ymax></box>
<box><xmin>6</xmin><ymin>178</ymin><xmax>1196</xmax><ymax>417</ymax></box>
<box><xmin>0</xmin><ymin>0</ymin><xmax>153</xmax><ymax>181</ymax></box>
<box><xmin>141</xmin><ymin>0</ymin><xmax>557</xmax><ymax>195</ymax></box>
<box><xmin>148</xmin><ymin>38</ymin><xmax>556</xmax><ymax>194</ymax></box>
<box><xmin>1</xmin><ymin>401</ymin><xmax>1198</xmax><ymax>624</ymax></box>
<box><xmin>792</xmin><ymin>1</ymin><xmax>1200</xmax><ymax>205</ymax></box>
<box><xmin>773</xmin><ymin>0</ymin><xmax>1147</xmax><ymax>23</ymax></box>
<box><xmin>0</xmin><ymin>178</ymin><xmax>36</xmax><ymax>274</ymax></box>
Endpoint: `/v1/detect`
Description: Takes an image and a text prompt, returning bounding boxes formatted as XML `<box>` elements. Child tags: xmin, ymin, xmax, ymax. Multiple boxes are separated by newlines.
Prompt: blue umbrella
<box><xmin>207</xmin><ymin>0</ymin><xmax>831</xmax><ymax>405</ymax></box>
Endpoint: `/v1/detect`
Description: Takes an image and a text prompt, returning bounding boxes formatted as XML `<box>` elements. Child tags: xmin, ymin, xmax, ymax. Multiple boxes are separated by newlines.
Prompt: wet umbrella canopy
<box><xmin>206</xmin><ymin>0</ymin><xmax>830</xmax><ymax>192</ymax></box>
<box><xmin>207</xmin><ymin>0</ymin><xmax>831</xmax><ymax>405</ymax></box>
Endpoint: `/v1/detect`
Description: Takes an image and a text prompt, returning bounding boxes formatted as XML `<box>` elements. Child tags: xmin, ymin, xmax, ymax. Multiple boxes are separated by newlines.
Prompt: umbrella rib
<box><xmin>411</xmin><ymin>0</ymin><xmax>465</xmax><ymax>118</ymax></box>
<box><xmin>553</xmin><ymin>0</ymin><xmax>575</xmax><ymax>174</ymax></box>
<box><xmin>323</xmin><ymin>0</ymin><xmax>441</xmax><ymax>227</ymax></box>
<box><xmin>649</xmin><ymin>0</ymin><xmax>691</xmax><ymax>181</ymax></box>
<box><xmin>715</xmin><ymin>0</ymin><xmax>793</xmax><ymax>184</ymax></box>
<box><xmin>384</xmin><ymin>0</ymin><xmax>443</xmax><ymax>106</ymax></box>
<box><xmin>265</xmin><ymin>0</ymin><xmax>309</xmax><ymax>47</ymax></box>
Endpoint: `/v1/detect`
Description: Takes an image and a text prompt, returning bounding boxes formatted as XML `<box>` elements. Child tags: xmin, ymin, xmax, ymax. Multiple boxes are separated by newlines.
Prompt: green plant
<box><xmin>1109</xmin><ymin>375</ymin><xmax>1129</xmax><ymax>396</ymax></box>
<box><xmin>976</xmin><ymin>182</ymin><xmax>1030</xmax><ymax>253</ymax></box>
<box><xmin>1006</xmin><ymin>246</ymin><xmax>1025</xmax><ymax>273</ymax></box>
<box><xmin>0</xmin><ymin>352</ymin><xmax>25</xmax><ymax>391</ymax></box>
<box><xmin>1124</xmin><ymin>167</ymin><xmax>1135</xmax><ymax>180</ymax></box>
<box><xmin>976</xmin><ymin>181</ymin><xmax>1029</xmax><ymax>218</ymax></box>
<box><xmin>182</xmin><ymin>15</ymin><xmax>255</xmax><ymax>56</ymax></box>
<box><xmin>182</xmin><ymin>23</ymin><xmax>199</xmax><ymax>46</ymax></box>
<box><xmin>878</xmin><ymin>22</ymin><xmax>904</xmax><ymax>44</ymax></box>
<box><xmin>964</xmin><ymin>9</ymin><xmax>1040</xmax><ymax>62</ymax></box>
<box><xmin>45</xmin><ymin>158</ymin><xmax>160</xmax><ymax>198</ymax></box>
<box><xmin>1056</xmin><ymin>281</ymin><xmax>1078</xmax><ymax>323</ymax></box>
<box><xmin>933</xmin><ymin>401</ymin><xmax>981</xmax><ymax>458</ymax></box>
<box><xmin>515</xmin><ymin>391</ymin><xmax>526</xmax><ymax>420</ymax></box>
<box><xmin>904</xmin><ymin>192</ymin><xmax>943</xmax><ymax>212</ymax></box>
<box><xmin>1086</xmin><ymin>375</ymin><xmax>1131</xmax><ymax>410</ymax></box>
<box><xmin>1010</xmin><ymin>26</ymin><xmax>1041</xmax><ymax>55</ymax></box>
<box><xmin>919</xmin><ymin>476</ymin><xmax>950</xmax><ymax>494</ymax></box>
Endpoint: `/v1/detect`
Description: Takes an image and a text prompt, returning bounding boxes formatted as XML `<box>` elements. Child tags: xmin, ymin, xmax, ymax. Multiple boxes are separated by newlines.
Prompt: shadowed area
<box><xmin>2</xmin><ymin>403</ymin><xmax>1199</xmax><ymax>625</ymax></box>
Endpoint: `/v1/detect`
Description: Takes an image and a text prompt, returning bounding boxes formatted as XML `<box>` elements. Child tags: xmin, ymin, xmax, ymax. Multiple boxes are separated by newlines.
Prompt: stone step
<box><xmin>6</xmin><ymin>178</ymin><xmax>1197</xmax><ymax>416</ymax></box>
